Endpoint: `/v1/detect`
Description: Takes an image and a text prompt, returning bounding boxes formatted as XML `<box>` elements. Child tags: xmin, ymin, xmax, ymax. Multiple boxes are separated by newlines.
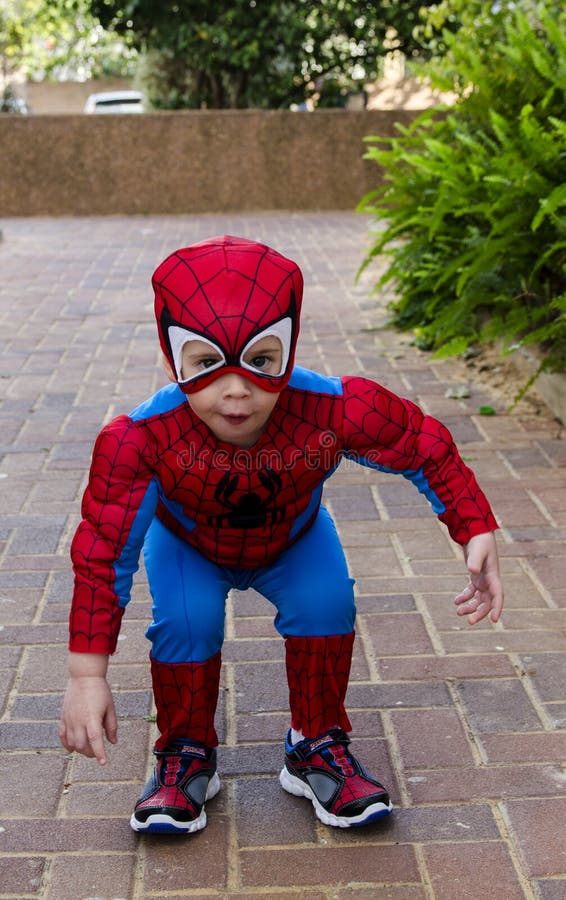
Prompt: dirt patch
<box><xmin>460</xmin><ymin>344</ymin><xmax>564</xmax><ymax>425</ymax></box>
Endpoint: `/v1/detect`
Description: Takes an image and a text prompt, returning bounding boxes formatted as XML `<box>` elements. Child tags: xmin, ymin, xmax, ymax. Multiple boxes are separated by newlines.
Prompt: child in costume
<box><xmin>60</xmin><ymin>235</ymin><xmax>503</xmax><ymax>833</ymax></box>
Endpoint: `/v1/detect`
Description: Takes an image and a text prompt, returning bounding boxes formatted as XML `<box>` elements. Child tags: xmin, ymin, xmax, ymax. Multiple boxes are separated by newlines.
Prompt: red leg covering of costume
<box><xmin>151</xmin><ymin>652</ymin><xmax>221</xmax><ymax>750</ymax></box>
<box><xmin>285</xmin><ymin>633</ymin><xmax>354</xmax><ymax>738</ymax></box>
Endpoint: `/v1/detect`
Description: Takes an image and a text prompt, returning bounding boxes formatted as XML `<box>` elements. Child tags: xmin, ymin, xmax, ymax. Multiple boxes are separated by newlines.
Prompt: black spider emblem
<box><xmin>209</xmin><ymin>467</ymin><xmax>285</xmax><ymax>529</ymax></box>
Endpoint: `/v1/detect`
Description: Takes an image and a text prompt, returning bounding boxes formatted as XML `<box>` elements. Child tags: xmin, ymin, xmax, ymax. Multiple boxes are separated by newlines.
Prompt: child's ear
<box><xmin>161</xmin><ymin>352</ymin><xmax>177</xmax><ymax>383</ymax></box>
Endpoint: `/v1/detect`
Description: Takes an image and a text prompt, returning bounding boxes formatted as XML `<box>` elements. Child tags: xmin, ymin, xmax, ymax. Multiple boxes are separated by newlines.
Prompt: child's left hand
<box><xmin>454</xmin><ymin>531</ymin><xmax>504</xmax><ymax>625</ymax></box>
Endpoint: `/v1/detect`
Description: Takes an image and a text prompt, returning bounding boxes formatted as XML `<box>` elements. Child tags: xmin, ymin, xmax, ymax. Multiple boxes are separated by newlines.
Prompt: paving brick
<box><xmin>456</xmin><ymin>678</ymin><xmax>543</xmax><ymax>732</ymax></box>
<box><xmin>480</xmin><ymin>732</ymin><xmax>566</xmax><ymax>763</ymax></box>
<box><xmin>219</xmin><ymin>742</ymin><xmax>284</xmax><ymax>776</ymax></box>
<box><xmin>545</xmin><ymin>703</ymin><xmax>566</xmax><ymax>727</ymax></box>
<box><xmin>364</xmin><ymin>611</ymin><xmax>435</xmax><ymax>656</ymax></box>
<box><xmin>377</xmin><ymin>653</ymin><xmax>516</xmax><ymax>681</ymax></box>
<box><xmin>535</xmin><ymin>879</ymin><xmax>566</xmax><ymax>899</ymax></box>
<box><xmin>0</xmin><ymin>720</ymin><xmax>61</xmax><ymax>749</ymax></box>
<box><xmin>0</xmin><ymin>813</ymin><xmax>136</xmax><ymax>856</ymax></box>
<box><xmin>330</xmin><ymin>804</ymin><xmax>499</xmax><ymax>845</ymax></box>
<box><xmin>405</xmin><ymin>763</ymin><xmax>566</xmax><ymax>804</ymax></box>
<box><xmin>142</xmin><ymin>815</ymin><xmax>230</xmax><ymax>891</ymax></box>
<box><xmin>355</xmin><ymin>593</ymin><xmax>416</xmax><ymax>613</ymax></box>
<box><xmin>347</xmin><ymin>680</ymin><xmax>452</xmax><ymax>709</ymax></box>
<box><xmin>507</xmin><ymin>608</ymin><xmax>566</xmax><ymax>631</ymax></box>
<box><xmin>422</xmin><ymin>841</ymin><xmax>526</xmax><ymax>900</ymax></box>
<box><xmin>234</xmin><ymin>776</ymin><xmax>317</xmax><ymax>846</ymax></box>
<box><xmin>240</xmin><ymin>843</ymin><xmax>420</xmax><ymax>889</ymax></box>
<box><xmin>0</xmin><ymin>753</ymin><xmax>67</xmax><ymax>816</ymax></box>
<box><xmin>389</xmin><ymin>708</ymin><xmax>474</xmax><ymax>768</ymax></box>
<box><xmin>233</xmin><ymin>660</ymin><xmax>289</xmax><ymax>713</ymax></box>
<box><xmin>344</xmin><ymin>545</ymin><xmax>404</xmax><ymax>577</ymax></box>
<box><xmin>441</xmin><ymin>629</ymin><xmax>565</xmax><ymax>654</ymax></box>
<box><xmin>505</xmin><ymin>798</ymin><xmax>566</xmax><ymax>877</ymax></box>
<box><xmin>528</xmin><ymin>556</ymin><xmax>566</xmax><ymax>593</ymax></box>
<box><xmin>222</xmin><ymin>637</ymin><xmax>284</xmax><ymax>661</ymax></box>
<box><xmin>0</xmin><ymin>856</ymin><xmax>45</xmax><ymax>895</ymax></box>
<box><xmin>46</xmin><ymin>852</ymin><xmax>136</xmax><ymax>900</ymax></box>
<box><xmin>519</xmin><ymin>652</ymin><xmax>566</xmax><ymax>701</ymax></box>
<box><xmin>233</xmin><ymin>615</ymin><xmax>280</xmax><ymax>638</ymax></box>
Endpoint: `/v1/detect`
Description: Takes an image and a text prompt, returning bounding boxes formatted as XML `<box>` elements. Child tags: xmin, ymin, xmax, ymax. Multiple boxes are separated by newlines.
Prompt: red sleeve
<box><xmin>69</xmin><ymin>415</ymin><xmax>158</xmax><ymax>655</ymax></box>
<box><xmin>340</xmin><ymin>376</ymin><xmax>499</xmax><ymax>544</ymax></box>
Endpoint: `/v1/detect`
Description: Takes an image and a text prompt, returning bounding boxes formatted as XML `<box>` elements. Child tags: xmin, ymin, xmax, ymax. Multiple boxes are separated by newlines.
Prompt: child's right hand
<box><xmin>59</xmin><ymin>653</ymin><xmax>117</xmax><ymax>765</ymax></box>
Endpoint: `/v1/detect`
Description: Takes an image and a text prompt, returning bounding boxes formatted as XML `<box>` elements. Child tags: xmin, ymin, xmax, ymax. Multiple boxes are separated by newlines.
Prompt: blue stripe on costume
<box><xmin>114</xmin><ymin>477</ymin><xmax>159</xmax><ymax>607</ymax></box>
<box><xmin>289</xmin><ymin>484</ymin><xmax>324</xmax><ymax>539</ymax></box>
<box><xmin>288</xmin><ymin>366</ymin><xmax>343</xmax><ymax>395</ymax></box>
<box><xmin>159</xmin><ymin>494</ymin><xmax>198</xmax><ymax>532</ymax></box>
<box><xmin>344</xmin><ymin>452</ymin><xmax>446</xmax><ymax>515</ymax></box>
<box><xmin>129</xmin><ymin>383</ymin><xmax>186</xmax><ymax>421</ymax></box>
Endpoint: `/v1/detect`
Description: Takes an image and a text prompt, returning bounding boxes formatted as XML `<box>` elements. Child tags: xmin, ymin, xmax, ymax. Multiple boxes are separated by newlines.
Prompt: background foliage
<box><xmin>0</xmin><ymin>0</ymin><xmax>136</xmax><ymax>83</ymax></box>
<box><xmin>89</xmin><ymin>0</ymin><xmax>434</xmax><ymax>109</ymax></box>
<box><xmin>359</xmin><ymin>0</ymin><xmax>566</xmax><ymax>374</ymax></box>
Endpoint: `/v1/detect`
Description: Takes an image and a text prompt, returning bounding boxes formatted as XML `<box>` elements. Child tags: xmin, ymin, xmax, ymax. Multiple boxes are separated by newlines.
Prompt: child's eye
<box><xmin>199</xmin><ymin>357</ymin><xmax>221</xmax><ymax>370</ymax></box>
<box><xmin>249</xmin><ymin>354</ymin><xmax>271</xmax><ymax>370</ymax></box>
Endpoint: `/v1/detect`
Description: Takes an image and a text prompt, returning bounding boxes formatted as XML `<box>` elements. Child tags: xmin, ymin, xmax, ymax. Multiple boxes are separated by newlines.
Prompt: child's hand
<box><xmin>454</xmin><ymin>531</ymin><xmax>504</xmax><ymax>625</ymax></box>
<box><xmin>59</xmin><ymin>653</ymin><xmax>117</xmax><ymax>765</ymax></box>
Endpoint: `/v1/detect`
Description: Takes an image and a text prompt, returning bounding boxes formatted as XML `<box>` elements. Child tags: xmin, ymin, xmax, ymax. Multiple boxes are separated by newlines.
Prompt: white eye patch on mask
<box><xmin>169</xmin><ymin>317</ymin><xmax>293</xmax><ymax>385</ymax></box>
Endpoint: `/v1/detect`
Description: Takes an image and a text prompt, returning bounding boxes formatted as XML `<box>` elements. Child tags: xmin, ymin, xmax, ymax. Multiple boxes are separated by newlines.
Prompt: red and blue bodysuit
<box><xmin>69</xmin><ymin>236</ymin><xmax>498</xmax><ymax>751</ymax></box>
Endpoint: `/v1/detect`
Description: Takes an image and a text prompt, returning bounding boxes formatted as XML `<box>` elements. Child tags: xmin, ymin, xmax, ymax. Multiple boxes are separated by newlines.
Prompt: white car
<box><xmin>83</xmin><ymin>90</ymin><xmax>145</xmax><ymax>114</ymax></box>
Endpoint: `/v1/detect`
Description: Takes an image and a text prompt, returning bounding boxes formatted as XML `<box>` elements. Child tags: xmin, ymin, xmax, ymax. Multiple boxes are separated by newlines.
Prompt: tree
<box><xmin>0</xmin><ymin>0</ymin><xmax>137</xmax><ymax>86</ymax></box>
<box><xmin>89</xmin><ymin>0</ymin><xmax>435</xmax><ymax>109</ymax></box>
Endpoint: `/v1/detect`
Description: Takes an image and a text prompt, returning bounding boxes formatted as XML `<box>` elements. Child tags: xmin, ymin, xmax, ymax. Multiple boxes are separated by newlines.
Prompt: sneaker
<box><xmin>130</xmin><ymin>739</ymin><xmax>220</xmax><ymax>834</ymax></box>
<box><xmin>279</xmin><ymin>728</ymin><xmax>392</xmax><ymax>827</ymax></box>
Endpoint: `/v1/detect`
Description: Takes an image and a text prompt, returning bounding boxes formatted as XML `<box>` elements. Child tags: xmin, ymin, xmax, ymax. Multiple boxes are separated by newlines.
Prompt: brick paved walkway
<box><xmin>1</xmin><ymin>213</ymin><xmax>565</xmax><ymax>900</ymax></box>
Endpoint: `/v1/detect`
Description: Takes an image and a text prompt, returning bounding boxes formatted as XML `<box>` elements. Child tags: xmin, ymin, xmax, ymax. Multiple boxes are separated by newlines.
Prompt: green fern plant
<box><xmin>358</xmin><ymin>2</ymin><xmax>566</xmax><ymax>374</ymax></box>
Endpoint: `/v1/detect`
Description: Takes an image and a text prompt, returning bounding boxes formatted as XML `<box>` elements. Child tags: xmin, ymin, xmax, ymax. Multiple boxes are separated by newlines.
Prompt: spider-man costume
<box><xmin>69</xmin><ymin>236</ymin><xmax>498</xmax><ymax>752</ymax></box>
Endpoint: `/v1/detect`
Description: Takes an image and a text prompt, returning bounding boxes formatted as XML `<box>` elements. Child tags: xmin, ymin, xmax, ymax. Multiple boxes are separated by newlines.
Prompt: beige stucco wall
<box><xmin>24</xmin><ymin>78</ymin><xmax>133</xmax><ymax>114</ymax></box>
<box><xmin>0</xmin><ymin>109</ymin><xmax>417</xmax><ymax>216</ymax></box>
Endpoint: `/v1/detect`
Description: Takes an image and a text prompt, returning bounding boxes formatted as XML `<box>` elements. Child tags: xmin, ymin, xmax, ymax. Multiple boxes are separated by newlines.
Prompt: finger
<box><xmin>454</xmin><ymin>582</ymin><xmax>476</xmax><ymax>605</ymax></box>
<box><xmin>104</xmin><ymin>706</ymin><xmax>118</xmax><ymax>745</ymax></box>
<box><xmin>86</xmin><ymin>725</ymin><xmax>107</xmax><ymax>766</ymax></box>
<box><xmin>489</xmin><ymin>589</ymin><xmax>504</xmax><ymax>623</ymax></box>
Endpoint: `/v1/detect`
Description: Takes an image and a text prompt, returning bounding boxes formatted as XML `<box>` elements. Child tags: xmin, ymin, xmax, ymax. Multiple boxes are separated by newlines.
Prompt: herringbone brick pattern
<box><xmin>1</xmin><ymin>213</ymin><xmax>565</xmax><ymax>899</ymax></box>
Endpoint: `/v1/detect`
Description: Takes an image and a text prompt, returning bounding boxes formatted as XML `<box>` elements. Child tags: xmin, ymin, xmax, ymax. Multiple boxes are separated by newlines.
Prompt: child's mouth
<box><xmin>222</xmin><ymin>414</ymin><xmax>250</xmax><ymax>425</ymax></box>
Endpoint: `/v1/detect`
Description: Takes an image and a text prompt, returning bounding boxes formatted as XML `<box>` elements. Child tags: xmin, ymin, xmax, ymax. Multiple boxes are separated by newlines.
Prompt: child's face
<box><xmin>179</xmin><ymin>335</ymin><xmax>283</xmax><ymax>447</ymax></box>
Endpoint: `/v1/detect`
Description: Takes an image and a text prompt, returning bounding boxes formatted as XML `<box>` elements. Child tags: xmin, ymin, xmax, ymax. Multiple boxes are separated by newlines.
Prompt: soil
<box><xmin>459</xmin><ymin>344</ymin><xmax>559</xmax><ymax>422</ymax></box>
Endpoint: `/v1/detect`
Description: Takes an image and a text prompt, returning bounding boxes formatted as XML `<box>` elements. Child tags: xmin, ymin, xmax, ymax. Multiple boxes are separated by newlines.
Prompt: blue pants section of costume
<box><xmin>143</xmin><ymin>506</ymin><xmax>356</xmax><ymax>663</ymax></box>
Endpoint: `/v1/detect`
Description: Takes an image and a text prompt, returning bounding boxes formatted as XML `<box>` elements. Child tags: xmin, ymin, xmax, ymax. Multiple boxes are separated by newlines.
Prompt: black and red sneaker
<box><xmin>279</xmin><ymin>728</ymin><xmax>392</xmax><ymax>827</ymax></box>
<box><xmin>130</xmin><ymin>739</ymin><xmax>220</xmax><ymax>834</ymax></box>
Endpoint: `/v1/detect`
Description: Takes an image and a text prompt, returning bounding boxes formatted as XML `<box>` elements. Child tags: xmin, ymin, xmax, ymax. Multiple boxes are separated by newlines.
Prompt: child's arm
<box><xmin>59</xmin><ymin>652</ymin><xmax>117</xmax><ymax>766</ymax></box>
<box><xmin>454</xmin><ymin>531</ymin><xmax>504</xmax><ymax>625</ymax></box>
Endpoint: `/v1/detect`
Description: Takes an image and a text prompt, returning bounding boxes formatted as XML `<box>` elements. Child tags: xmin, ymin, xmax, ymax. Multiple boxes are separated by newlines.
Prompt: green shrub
<box><xmin>358</xmin><ymin>2</ymin><xmax>566</xmax><ymax>373</ymax></box>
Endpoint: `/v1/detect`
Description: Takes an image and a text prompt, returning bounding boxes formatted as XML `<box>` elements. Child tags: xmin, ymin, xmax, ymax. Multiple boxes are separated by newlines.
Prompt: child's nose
<box><xmin>221</xmin><ymin>372</ymin><xmax>252</xmax><ymax>397</ymax></box>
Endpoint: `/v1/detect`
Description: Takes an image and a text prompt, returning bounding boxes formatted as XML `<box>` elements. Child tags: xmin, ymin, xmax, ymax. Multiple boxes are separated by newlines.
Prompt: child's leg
<box><xmin>253</xmin><ymin>506</ymin><xmax>356</xmax><ymax>738</ymax></box>
<box><xmin>284</xmin><ymin>632</ymin><xmax>354</xmax><ymax>737</ymax></box>
<box><xmin>143</xmin><ymin>518</ymin><xmax>231</xmax><ymax>749</ymax></box>
<box><xmin>257</xmin><ymin>509</ymin><xmax>392</xmax><ymax>827</ymax></box>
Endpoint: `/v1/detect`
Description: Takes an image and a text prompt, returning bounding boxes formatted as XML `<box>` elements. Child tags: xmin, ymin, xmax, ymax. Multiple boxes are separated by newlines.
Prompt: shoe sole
<box><xmin>130</xmin><ymin>771</ymin><xmax>221</xmax><ymax>834</ymax></box>
<box><xmin>279</xmin><ymin>766</ymin><xmax>392</xmax><ymax>828</ymax></box>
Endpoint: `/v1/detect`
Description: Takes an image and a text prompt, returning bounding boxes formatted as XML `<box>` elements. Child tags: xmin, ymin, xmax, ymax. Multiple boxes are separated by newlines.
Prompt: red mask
<box><xmin>153</xmin><ymin>235</ymin><xmax>303</xmax><ymax>393</ymax></box>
